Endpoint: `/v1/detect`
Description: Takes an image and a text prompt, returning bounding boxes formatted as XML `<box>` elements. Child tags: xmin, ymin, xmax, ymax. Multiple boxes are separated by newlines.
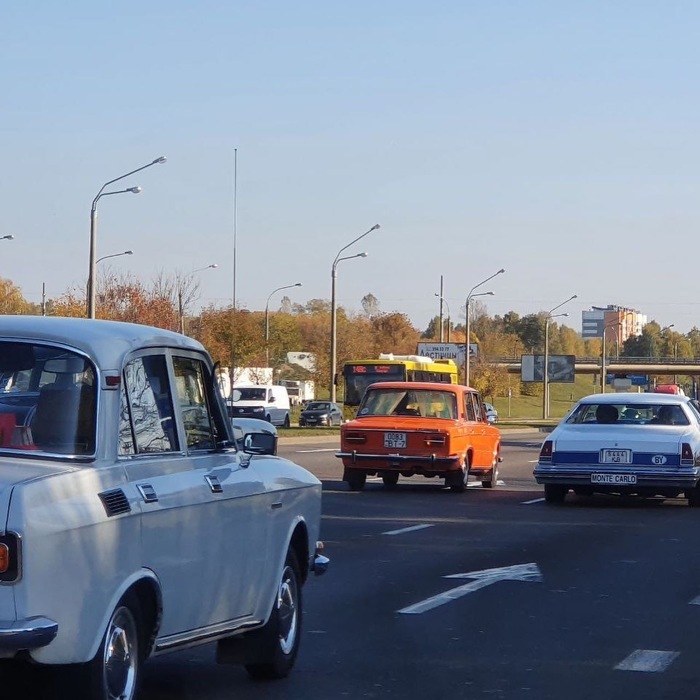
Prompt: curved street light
<box><xmin>265</xmin><ymin>283</ymin><xmax>302</xmax><ymax>366</ymax></box>
<box><xmin>330</xmin><ymin>224</ymin><xmax>380</xmax><ymax>402</ymax></box>
<box><xmin>1</xmin><ymin>235</ymin><xmax>14</xmax><ymax>241</ymax></box>
<box><xmin>465</xmin><ymin>269</ymin><xmax>504</xmax><ymax>387</ymax></box>
<box><xmin>434</xmin><ymin>293</ymin><xmax>452</xmax><ymax>342</ymax></box>
<box><xmin>542</xmin><ymin>294</ymin><xmax>577</xmax><ymax>419</ymax></box>
<box><xmin>96</xmin><ymin>250</ymin><xmax>133</xmax><ymax>264</ymax></box>
<box><xmin>88</xmin><ymin>156</ymin><xmax>167</xmax><ymax>319</ymax></box>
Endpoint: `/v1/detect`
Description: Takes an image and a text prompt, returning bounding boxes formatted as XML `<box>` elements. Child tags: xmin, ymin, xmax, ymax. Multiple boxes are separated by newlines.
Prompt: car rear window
<box><xmin>359</xmin><ymin>388</ymin><xmax>457</xmax><ymax>419</ymax></box>
<box><xmin>566</xmin><ymin>403</ymin><xmax>689</xmax><ymax>426</ymax></box>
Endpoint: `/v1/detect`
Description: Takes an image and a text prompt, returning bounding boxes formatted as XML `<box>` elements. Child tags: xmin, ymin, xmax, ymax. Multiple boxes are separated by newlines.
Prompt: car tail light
<box><xmin>681</xmin><ymin>443</ymin><xmax>694</xmax><ymax>466</ymax></box>
<box><xmin>424</xmin><ymin>434</ymin><xmax>446</xmax><ymax>447</ymax></box>
<box><xmin>344</xmin><ymin>432</ymin><xmax>367</xmax><ymax>444</ymax></box>
<box><xmin>539</xmin><ymin>440</ymin><xmax>553</xmax><ymax>463</ymax></box>
<box><xmin>0</xmin><ymin>534</ymin><xmax>19</xmax><ymax>582</ymax></box>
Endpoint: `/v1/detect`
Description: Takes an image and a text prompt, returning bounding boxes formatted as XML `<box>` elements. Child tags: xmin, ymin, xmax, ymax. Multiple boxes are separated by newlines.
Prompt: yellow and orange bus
<box><xmin>342</xmin><ymin>354</ymin><xmax>459</xmax><ymax>413</ymax></box>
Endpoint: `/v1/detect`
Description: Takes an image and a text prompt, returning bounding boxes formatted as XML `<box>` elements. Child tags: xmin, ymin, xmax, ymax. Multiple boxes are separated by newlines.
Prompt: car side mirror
<box><xmin>243</xmin><ymin>432</ymin><xmax>277</xmax><ymax>455</ymax></box>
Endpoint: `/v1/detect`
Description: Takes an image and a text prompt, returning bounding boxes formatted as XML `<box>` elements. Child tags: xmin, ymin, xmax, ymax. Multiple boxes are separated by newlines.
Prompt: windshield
<box><xmin>358</xmin><ymin>388</ymin><xmax>457</xmax><ymax>419</ymax></box>
<box><xmin>306</xmin><ymin>402</ymin><xmax>330</xmax><ymax>411</ymax></box>
<box><xmin>232</xmin><ymin>387</ymin><xmax>267</xmax><ymax>402</ymax></box>
<box><xmin>0</xmin><ymin>342</ymin><xmax>97</xmax><ymax>456</ymax></box>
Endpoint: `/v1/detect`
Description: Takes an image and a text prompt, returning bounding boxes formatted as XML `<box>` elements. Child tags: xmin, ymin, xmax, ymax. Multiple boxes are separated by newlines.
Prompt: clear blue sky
<box><xmin>3</xmin><ymin>2</ymin><xmax>700</xmax><ymax>333</ymax></box>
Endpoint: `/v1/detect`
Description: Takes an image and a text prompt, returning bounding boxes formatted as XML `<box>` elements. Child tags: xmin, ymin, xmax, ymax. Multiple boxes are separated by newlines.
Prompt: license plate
<box><xmin>384</xmin><ymin>432</ymin><xmax>406</xmax><ymax>448</ymax></box>
<box><xmin>600</xmin><ymin>449</ymin><xmax>632</xmax><ymax>463</ymax></box>
<box><xmin>591</xmin><ymin>473</ymin><xmax>637</xmax><ymax>485</ymax></box>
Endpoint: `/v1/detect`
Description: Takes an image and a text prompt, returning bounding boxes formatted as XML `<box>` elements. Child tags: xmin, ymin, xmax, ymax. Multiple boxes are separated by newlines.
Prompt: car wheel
<box><xmin>687</xmin><ymin>487</ymin><xmax>700</xmax><ymax>507</ymax></box>
<box><xmin>245</xmin><ymin>548</ymin><xmax>302</xmax><ymax>680</ymax></box>
<box><xmin>382</xmin><ymin>472</ymin><xmax>399</xmax><ymax>488</ymax></box>
<box><xmin>345</xmin><ymin>470</ymin><xmax>367</xmax><ymax>491</ymax></box>
<box><xmin>283</xmin><ymin>415</ymin><xmax>290</xmax><ymax>428</ymax></box>
<box><xmin>544</xmin><ymin>484</ymin><xmax>568</xmax><ymax>504</ymax></box>
<box><xmin>481</xmin><ymin>455</ymin><xmax>500</xmax><ymax>488</ymax></box>
<box><xmin>64</xmin><ymin>592</ymin><xmax>143</xmax><ymax>700</ymax></box>
<box><xmin>448</xmin><ymin>458</ymin><xmax>469</xmax><ymax>493</ymax></box>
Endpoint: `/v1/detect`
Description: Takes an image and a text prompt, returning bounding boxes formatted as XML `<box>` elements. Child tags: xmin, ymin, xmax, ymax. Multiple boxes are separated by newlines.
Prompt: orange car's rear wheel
<box><xmin>448</xmin><ymin>457</ymin><xmax>470</xmax><ymax>493</ymax></box>
<box><xmin>382</xmin><ymin>472</ymin><xmax>399</xmax><ymax>487</ymax></box>
<box><xmin>345</xmin><ymin>469</ymin><xmax>367</xmax><ymax>491</ymax></box>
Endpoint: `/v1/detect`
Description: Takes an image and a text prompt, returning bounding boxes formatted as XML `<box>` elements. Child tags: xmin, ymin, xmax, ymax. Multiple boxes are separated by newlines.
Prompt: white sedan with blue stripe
<box><xmin>533</xmin><ymin>392</ymin><xmax>700</xmax><ymax>506</ymax></box>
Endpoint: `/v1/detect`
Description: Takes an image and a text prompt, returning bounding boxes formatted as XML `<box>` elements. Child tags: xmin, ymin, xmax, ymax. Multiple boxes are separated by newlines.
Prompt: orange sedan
<box><xmin>336</xmin><ymin>381</ymin><xmax>501</xmax><ymax>492</ymax></box>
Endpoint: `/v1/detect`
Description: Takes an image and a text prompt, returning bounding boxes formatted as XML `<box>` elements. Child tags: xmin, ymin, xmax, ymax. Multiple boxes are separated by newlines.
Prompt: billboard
<box><xmin>521</xmin><ymin>354</ymin><xmax>575</xmax><ymax>383</ymax></box>
<box><xmin>416</xmin><ymin>342</ymin><xmax>479</xmax><ymax>367</ymax></box>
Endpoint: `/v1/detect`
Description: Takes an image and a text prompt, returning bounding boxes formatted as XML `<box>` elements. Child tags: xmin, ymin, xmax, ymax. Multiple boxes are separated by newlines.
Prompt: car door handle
<box><xmin>136</xmin><ymin>483</ymin><xmax>159</xmax><ymax>503</ymax></box>
<box><xmin>271</xmin><ymin>501</ymin><xmax>283</xmax><ymax>510</ymax></box>
<box><xmin>205</xmin><ymin>475</ymin><xmax>223</xmax><ymax>494</ymax></box>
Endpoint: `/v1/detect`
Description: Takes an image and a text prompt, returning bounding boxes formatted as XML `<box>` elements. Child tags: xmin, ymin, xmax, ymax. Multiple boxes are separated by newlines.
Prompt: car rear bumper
<box><xmin>534</xmin><ymin>464</ymin><xmax>700</xmax><ymax>490</ymax></box>
<box><xmin>0</xmin><ymin>616</ymin><xmax>58</xmax><ymax>653</ymax></box>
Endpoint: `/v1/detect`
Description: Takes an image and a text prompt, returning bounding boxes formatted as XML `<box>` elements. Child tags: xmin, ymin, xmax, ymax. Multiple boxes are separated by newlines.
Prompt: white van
<box><xmin>227</xmin><ymin>384</ymin><xmax>291</xmax><ymax>427</ymax></box>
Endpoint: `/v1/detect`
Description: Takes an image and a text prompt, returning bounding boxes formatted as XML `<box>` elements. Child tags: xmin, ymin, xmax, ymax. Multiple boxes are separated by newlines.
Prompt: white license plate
<box><xmin>600</xmin><ymin>449</ymin><xmax>632</xmax><ymax>464</ymax></box>
<box><xmin>591</xmin><ymin>473</ymin><xmax>637</xmax><ymax>485</ymax></box>
<box><xmin>384</xmin><ymin>432</ymin><xmax>407</xmax><ymax>448</ymax></box>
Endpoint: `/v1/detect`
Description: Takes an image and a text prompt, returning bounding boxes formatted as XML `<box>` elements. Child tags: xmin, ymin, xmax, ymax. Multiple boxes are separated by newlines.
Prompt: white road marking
<box><xmin>527</xmin><ymin>459</ymin><xmax>539</xmax><ymax>463</ymax></box>
<box><xmin>522</xmin><ymin>497</ymin><xmax>545</xmax><ymax>505</ymax></box>
<box><xmin>398</xmin><ymin>563</ymin><xmax>542</xmax><ymax>615</ymax></box>
<box><xmin>383</xmin><ymin>524</ymin><xmax>434</xmax><ymax>536</ymax></box>
<box><xmin>295</xmin><ymin>448</ymin><xmax>338</xmax><ymax>453</ymax></box>
<box><xmin>615</xmin><ymin>650</ymin><xmax>679</xmax><ymax>672</ymax></box>
<box><xmin>467</xmin><ymin>479</ymin><xmax>506</xmax><ymax>488</ymax></box>
<box><xmin>689</xmin><ymin>594</ymin><xmax>700</xmax><ymax>605</ymax></box>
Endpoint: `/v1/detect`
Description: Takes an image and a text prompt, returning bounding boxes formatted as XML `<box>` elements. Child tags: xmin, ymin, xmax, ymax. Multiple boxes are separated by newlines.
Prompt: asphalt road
<box><xmin>16</xmin><ymin>431</ymin><xmax>700</xmax><ymax>699</ymax></box>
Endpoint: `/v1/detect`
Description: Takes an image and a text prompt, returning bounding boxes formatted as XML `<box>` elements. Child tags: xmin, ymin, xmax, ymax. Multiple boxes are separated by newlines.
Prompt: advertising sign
<box><xmin>416</xmin><ymin>343</ymin><xmax>476</xmax><ymax>367</ymax></box>
<box><xmin>521</xmin><ymin>354</ymin><xmax>575</xmax><ymax>383</ymax></box>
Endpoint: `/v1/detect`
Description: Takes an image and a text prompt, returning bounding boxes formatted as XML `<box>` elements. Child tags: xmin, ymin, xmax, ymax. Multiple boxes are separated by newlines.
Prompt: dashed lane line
<box><xmin>521</xmin><ymin>497</ymin><xmax>545</xmax><ymax>505</ymax></box>
<box><xmin>383</xmin><ymin>524</ymin><xmax>435</xmax><ymax>536</ymax></box>
<box><xmin>614</xmin><ymin>650</ymin><xmax>679</xmax><ymax>672</ymax></box>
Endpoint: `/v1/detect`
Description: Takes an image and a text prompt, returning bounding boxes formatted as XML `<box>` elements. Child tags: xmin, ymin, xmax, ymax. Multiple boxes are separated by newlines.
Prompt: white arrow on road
<box><xmin>397</xmin><ymin>563</ymin><xmax>542</xmax><ymax>615</ymax></box>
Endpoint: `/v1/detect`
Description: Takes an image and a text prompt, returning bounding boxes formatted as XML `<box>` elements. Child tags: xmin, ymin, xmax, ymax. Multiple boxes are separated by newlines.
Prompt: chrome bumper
<box><xmin>0</xmin><ymin>616</ymin><xmax>58</xmax><ymax>652</ymax></box>
<box><xmin>336</xmin><ymin>451</ymin><xmax>460</xmax><ymax>465</ymax></box>
<box><xmin>534</xmin><ymin>465</ymin><xmax>700</xmax><ymax>489</ymax></box>
<box><xmin>310</xmin><ymin>541</ymin><xmax>329</xmax><ymax>576</ymax></box>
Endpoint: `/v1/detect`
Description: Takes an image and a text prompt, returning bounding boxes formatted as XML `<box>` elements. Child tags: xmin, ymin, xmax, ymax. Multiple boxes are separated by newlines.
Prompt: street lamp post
<box><xmin>464</xmin><ymin>269</ymin><xmax>505</xmax><ymax>387</ymax></box>
<box><xmin>330</xmin><ymin>224</ymin><xmax>380</xmax><ymax>403</ymax></box>
<box><xmin>1</xmin><ymin>235</ymin><xmax>14</xmax><ymax>241</ymax></box>
<box><xmin>88</xmin><ymin>156</ymin><xmax>167</xmax><ymax>319</ymax></box>
<box><xmin>434</xmin><ymin>293</ymin><xmax>452</xmax><ymax>342</ymax></box>
<box><xmin>265</xmin><ymin>283</ymin><xmax>302</xmax><ymax>367</ymax></box>
<box><xmin>542</xmin><ymin>294</ymin><xmax>577</xmax><ymax>419</ymax></box>
<box><xmin>96</xmin><ymin>250</ymin><xmax>133</xmax><ymax>264</ymax></box>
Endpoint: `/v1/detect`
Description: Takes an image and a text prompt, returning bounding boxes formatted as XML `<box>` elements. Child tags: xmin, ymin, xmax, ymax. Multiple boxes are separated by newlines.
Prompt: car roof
<box><xmin>364</xmin><ymin>381</ymin><xmax>462</xmax><ymax>392</ymax></box>
<box><xmin>578</xmin><ymin>392</ymin><xmax>690</xmax><ymax>405</ymax></box>
<box><xmin>1</xmin><ymin>315</ymin><xmax>206</xmax><ymax>367</ymax></box>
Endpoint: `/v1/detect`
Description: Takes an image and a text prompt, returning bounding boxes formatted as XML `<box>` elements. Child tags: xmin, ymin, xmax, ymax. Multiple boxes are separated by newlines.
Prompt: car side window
<box><xmin>173</xmin><ymin>356</ymin><xmax>226</xmax><ymax>451</ymax></box>
<box><xmin>464</xmin><ymin>393</ymin><xmax>477</xmax><ymax>421</ymax></box>
<box><xmin>119</xmin><ymin>355</ymin><xmax>178</xmax><ymax>455</ymax></box>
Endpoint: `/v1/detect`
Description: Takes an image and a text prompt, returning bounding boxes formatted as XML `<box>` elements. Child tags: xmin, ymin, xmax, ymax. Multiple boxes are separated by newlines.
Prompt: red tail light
<box><xmin>0</xmin><ymin>534</ymin><xmax>19</xmax><ymax>582</ymax></box>
<box><xmin>344</xmin><ymin>432</ymin><xmax>367</xmax><ymax>444</ymax></box>
<box><xmin>681</xmin><ymin>443</ymin><xmax>694</xmax><ymax>465</ymax></box>
<box><xmin>539</xmin><ymin>440</ymin><xmax>553</xmax><ymax>462</ymax></box>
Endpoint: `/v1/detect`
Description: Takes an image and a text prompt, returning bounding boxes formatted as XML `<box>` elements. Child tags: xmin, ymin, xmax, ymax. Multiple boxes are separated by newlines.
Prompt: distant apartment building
<box><xmin>581</xmin><ymin>305</ymin><xmax>647</xmax><ymax>345</ymax></box>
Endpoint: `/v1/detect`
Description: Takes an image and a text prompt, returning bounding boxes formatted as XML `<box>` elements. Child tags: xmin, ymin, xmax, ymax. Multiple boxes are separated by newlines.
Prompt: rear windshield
<box><xmin>0</xmin><ymin>342</ymin><xmax>97</xmax><ymax>456</ymax></box>
<box><xmin>566</xmin><ymin>402</ymin><xmax>689</xmax><ymax>426</ymax></box>
<box><xmin>232</xmin><ymin>387</ymin><xmax>267</xmax><ymax>401</ymax></box>
<box><xmin>358</xmin><ymin>388</ymin><xmax>457</xmax><ymax>419</ymax></box>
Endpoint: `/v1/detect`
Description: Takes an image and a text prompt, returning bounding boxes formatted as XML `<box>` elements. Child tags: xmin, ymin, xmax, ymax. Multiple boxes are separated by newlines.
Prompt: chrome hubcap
<box><xmin>103</xmin><ymin>606</ymin><xmax>138</xmax><ymax>700</ymax></box>
<box><xmin>277</xmin><ymin>565</ymin><xmax>298</xmax><ymax>655</ymax></box>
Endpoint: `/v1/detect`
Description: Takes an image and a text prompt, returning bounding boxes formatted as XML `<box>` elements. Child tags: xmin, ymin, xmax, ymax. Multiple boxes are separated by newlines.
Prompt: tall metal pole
<box><xmin>541</xmin><ymin>294</ymin><xmax>577</xmax><ymax>419</ymax></box>
<box><xmin>601</xmin><ymin>331</ymin><xmax>607</xmax><ymax>393</ymax></box>
<box><xmin>265</xmin><ymin>283</ymin><xmax>302</xmax><ymax>367</ymax></box>
<box><xmin>464</xmin><ymin>269</ymin><xmax>505</xmax><ymax>386</ymax></box>
<box><xmin>439</xmin><ymin>275</ymin><xmax>444</xmax><ymax>342</ymax></box>
<box><xmin>87</xmin><ymin>157</ymin><xmax>165</xmax><ymax>318</ymax></box>
<box><xmin>329</xmin><ymin>225</ymin><xmax>380</xmax><ymax>402</ymax></box>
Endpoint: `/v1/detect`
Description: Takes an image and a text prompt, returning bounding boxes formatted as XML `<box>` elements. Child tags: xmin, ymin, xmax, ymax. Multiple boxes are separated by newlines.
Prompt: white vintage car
<box><xmin>534</xmin><ymin>392</ymin><xmax>700</xmax><ymax>506</ymax></box>
<box><xmin>0</xmin><ymin>316</ymin><xmax>328</xmax><ymax>699</ymax></box>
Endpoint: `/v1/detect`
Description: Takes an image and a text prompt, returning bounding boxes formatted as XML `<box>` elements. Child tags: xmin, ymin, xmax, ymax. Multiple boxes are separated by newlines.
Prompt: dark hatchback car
<box><xmin>299</xmin><ymin>401</ymin><xmax>343</xmax><ymax>427</ymax></box>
